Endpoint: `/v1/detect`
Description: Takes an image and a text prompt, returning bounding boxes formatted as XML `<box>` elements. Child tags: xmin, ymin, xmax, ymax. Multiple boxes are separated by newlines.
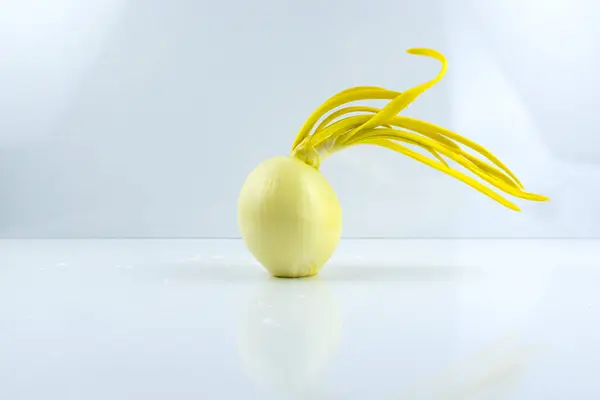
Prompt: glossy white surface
<box><xmin>1</xmin><ymin>239</ymin><xmax>598</xmax><ymax>399</ymax></box>
<box><xmin>1</xmin><ymin>0</ymin><xmax>599</xmax><ymax>238</ymax></box>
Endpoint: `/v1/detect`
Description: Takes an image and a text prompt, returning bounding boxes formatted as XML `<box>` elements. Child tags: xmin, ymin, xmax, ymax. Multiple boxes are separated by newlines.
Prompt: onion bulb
<box><xmin>238</xmin><ymin>48</ymin><xmax>549</xmax><ymax>278</ymax></box>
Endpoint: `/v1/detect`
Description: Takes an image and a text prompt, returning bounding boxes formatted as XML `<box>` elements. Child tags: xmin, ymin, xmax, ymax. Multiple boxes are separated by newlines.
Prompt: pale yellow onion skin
<box><xmin>238</xmin><ymin>156</ymin><xmax>342</xmax><ymax>278</ymax></box>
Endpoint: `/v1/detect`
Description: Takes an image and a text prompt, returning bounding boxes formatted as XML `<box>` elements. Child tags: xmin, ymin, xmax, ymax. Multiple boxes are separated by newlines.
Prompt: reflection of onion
<box><xmin>238</xmin><ymin>277</ymin><xmax>340</xmax><ymax>395</ymax></box>
<box><xmin>399</xmin><ymin>334</ymin><xmax>535</xmax><ymax>399</ymax></box>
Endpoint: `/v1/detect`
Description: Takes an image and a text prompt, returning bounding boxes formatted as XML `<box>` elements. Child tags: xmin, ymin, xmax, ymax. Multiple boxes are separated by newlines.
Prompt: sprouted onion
<box><xmin>238</xmin><ymin>48</ymin><xmax>549</xmax><ymax>278</ymax></box>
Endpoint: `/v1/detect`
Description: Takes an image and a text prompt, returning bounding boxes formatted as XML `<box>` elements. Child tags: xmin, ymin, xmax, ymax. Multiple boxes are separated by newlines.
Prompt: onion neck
<box><xmin>291</xmin><ymin>137</ymin><xmax>322</xmax><ymax>169</ymax></box>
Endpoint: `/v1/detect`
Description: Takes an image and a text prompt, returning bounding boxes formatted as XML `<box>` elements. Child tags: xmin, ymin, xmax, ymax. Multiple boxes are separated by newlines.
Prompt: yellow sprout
<box><xmin>292</xmin><ymin>48</ymin><xmax>547</xmax><ymax>210</ymax></box>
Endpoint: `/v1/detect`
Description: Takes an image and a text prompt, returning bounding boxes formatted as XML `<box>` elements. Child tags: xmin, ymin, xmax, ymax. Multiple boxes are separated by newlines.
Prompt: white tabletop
<box><xmin>1</xmin><ymin>239</ymin><xmax>598</xmax><ymax>399</ymax></box>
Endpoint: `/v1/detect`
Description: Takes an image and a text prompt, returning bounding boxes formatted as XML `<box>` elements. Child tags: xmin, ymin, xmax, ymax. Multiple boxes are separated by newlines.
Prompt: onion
<box><xmin>238</xmin><ymin>48</ymin><xmax>549</xmax><ymax>278</ymax></box>
<box><xmin>238</xmin><ymin>156</ymin><xmax>342</xmax><ymax>278</ymax></box>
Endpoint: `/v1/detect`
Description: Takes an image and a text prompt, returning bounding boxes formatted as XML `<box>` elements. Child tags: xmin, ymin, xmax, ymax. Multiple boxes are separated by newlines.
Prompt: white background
<box><xmin>1</xmin><ymin>0</ymin><xmax>598</xmax><ymax>238</ymax></box>
<box><xmin>2</xmin><ymin>238</ymin><xmax>600</xmax><ymax>399</ymax></box>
